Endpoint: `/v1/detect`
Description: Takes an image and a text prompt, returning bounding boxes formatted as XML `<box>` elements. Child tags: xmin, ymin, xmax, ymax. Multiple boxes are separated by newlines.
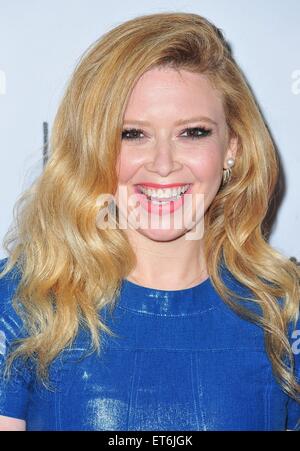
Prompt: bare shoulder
<box><xmin>0</xmin><ymin>415</ymin><xmax>26</xmax><ymax>431</ymax></box>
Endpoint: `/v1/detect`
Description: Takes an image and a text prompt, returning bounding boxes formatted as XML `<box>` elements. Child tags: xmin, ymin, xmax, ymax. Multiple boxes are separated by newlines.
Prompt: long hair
<box><xmin>1</xmin><ymin>12</ymin><xmax>300</xmax><ymax>402</ymax></box>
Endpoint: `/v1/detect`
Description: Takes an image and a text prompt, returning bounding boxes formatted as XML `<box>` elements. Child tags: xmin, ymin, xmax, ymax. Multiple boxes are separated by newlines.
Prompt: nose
<box><xmin>144</xmin><ymin>138</ymin><xmax>182</xmax><ymax>176</ymax></box>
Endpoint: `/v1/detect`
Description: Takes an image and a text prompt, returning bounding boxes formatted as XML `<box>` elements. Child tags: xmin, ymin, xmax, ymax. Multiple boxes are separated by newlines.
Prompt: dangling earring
<box><xmin>222</xmin><ymin>158</ymin><xmax>235</xmax><ymax>185</ymax></box>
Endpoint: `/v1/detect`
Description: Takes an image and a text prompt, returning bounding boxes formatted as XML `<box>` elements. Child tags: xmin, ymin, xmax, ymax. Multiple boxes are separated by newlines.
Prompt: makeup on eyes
<box><xmin>121</xmin><ymin>126</ymin><xmax>213</xmax><ymax>141</ymax></box>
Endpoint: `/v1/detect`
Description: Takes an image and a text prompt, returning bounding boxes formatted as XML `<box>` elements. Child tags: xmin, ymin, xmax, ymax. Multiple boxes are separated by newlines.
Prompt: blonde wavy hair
<box><xmin>1</xmin><ymin>12</ymin><xmax>300</xmax><ymax>405</ymax></box>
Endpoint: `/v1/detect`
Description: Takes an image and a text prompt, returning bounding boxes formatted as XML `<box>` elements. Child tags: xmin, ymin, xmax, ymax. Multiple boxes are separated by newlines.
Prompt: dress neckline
<box><xmin>116</xmin><ymin>276</ymin><xmax>215</xmax><ymax>316</ymax></box>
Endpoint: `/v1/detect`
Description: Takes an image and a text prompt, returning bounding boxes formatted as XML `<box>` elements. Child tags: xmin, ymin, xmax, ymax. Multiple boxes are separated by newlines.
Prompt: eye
<box><xmin>121</xmin><ymin>126</ymin><xmax>213</xmax><ymax>141</ymax></box>
<box><xmin>121</xmin><ymin>128</ymin><xmax>145</xmax><ymax>140</ymax></box>
<box><xmin>180</xmin><ymin>127</ymin><xmax>212</xmax><ymax>139</ymax></box>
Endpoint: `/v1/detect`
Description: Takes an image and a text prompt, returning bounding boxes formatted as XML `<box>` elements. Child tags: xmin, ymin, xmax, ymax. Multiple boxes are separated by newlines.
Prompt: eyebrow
<box><xmin>123</xmin><ymin>116</ymin><xmax>218</xmax><ymax>127</ymax></box>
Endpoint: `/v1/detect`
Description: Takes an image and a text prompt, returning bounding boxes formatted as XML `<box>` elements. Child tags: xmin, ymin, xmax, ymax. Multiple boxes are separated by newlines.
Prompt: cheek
<box><xmin>116</xmin><ymin>151</ymin><xmax>139</xmax><ymax>184</ymax></box>
<box><xmin>188</xmin><ymin>150</ymin><xmax>224</xmax><ymax>211</ymax></box>
<box><xmin>187</xmin><ymin>148</ymin><xmax>223</xmax><ymax>181</ymax></box>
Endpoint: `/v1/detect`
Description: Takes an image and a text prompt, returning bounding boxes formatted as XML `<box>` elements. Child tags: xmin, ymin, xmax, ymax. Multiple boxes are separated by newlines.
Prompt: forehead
<box><xmin>124</xmin><ymin>67</ymin><xmax>224</xmax><ymax>121</ymax></box>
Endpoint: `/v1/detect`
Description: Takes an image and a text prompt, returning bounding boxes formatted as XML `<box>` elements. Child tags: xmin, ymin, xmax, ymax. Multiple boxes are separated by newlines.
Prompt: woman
<box><xmin>0</xmin><ymin>12</ymin><xmax>299</xmax><ymax>431</ymax></box>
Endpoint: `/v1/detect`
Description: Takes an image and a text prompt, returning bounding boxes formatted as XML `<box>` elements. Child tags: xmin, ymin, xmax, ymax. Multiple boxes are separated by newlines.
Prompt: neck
<box><xmin>125</xmin><ymin>229</ymin><xmax>208</xmax><ymax>290</ymax></box>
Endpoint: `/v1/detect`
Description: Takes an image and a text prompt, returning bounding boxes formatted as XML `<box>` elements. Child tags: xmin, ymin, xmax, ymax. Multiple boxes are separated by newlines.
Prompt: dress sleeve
<box><xmin>286</xmin><ymin>320</ymin><xmax>300</xmax><ymax>430</ymax></box>
<box><xmin>0</xmin><ymin>258</ymin><xmax>32</xmax><ymax>421</ymax></box>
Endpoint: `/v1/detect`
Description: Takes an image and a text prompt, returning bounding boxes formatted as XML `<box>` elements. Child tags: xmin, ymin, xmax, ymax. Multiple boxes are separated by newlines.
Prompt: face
<box><xmin>114</xmin><ymin>66</ymin><xmax>237</xmax><ymax>242</ymax></box>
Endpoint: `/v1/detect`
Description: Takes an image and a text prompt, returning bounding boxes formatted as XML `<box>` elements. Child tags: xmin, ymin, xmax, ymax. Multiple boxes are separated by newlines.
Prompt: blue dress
<box><xmin>0</xmin><ymin>257</ymin><xmax>299</xmax><ymax>431</ymax></box>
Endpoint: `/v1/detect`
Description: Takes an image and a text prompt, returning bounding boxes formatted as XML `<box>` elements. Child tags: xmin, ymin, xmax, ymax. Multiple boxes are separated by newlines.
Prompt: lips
<box><xmin>135</xmin><ymin>182</ymin><xmax>192</xmax><ymax>189</ymax></box>
<box><xmin>132</xmin><ymin>183</ymin><xmax>194</xmax><ymax>215</ymax></box>
<box><xmin>134</xmin><ymin>184</ymin><xmax>191</xmax><ymax>200</ymax></box>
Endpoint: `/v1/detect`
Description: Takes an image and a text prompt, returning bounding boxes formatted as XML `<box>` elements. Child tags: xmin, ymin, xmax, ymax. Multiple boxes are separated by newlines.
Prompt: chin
<box><xmin>136</xmin><ymin>227</ymin><xmax>188</xmax><ymax>242</ymax></box>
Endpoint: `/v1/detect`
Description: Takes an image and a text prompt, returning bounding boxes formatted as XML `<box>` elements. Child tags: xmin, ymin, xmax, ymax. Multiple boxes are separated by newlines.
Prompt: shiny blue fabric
<box><xmin>0</xmin><ymin>257</ymin><xmax>299</xmax><ymax>431</ymax></box>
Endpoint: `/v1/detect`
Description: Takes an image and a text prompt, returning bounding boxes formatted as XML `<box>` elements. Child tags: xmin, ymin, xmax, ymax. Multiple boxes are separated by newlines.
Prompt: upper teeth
<box><xmin>138</xmin><ymin>184</ymin><xmax>190</xmax><ymax>199</ymax></box>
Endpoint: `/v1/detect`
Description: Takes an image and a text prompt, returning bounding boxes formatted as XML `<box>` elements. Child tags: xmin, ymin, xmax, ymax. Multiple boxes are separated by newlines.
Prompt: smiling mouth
<box><xmin>134</xmin><ymin>183</ymin><xmax>192</xmax><ymax>203</ymax></box>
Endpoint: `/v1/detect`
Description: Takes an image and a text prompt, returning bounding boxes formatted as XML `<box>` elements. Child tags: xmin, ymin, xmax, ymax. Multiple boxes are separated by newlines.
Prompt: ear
<box><xmin>224</xmin><ymin>134</ymin><xmax>238</xmax><ymax>169</ymax></box>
